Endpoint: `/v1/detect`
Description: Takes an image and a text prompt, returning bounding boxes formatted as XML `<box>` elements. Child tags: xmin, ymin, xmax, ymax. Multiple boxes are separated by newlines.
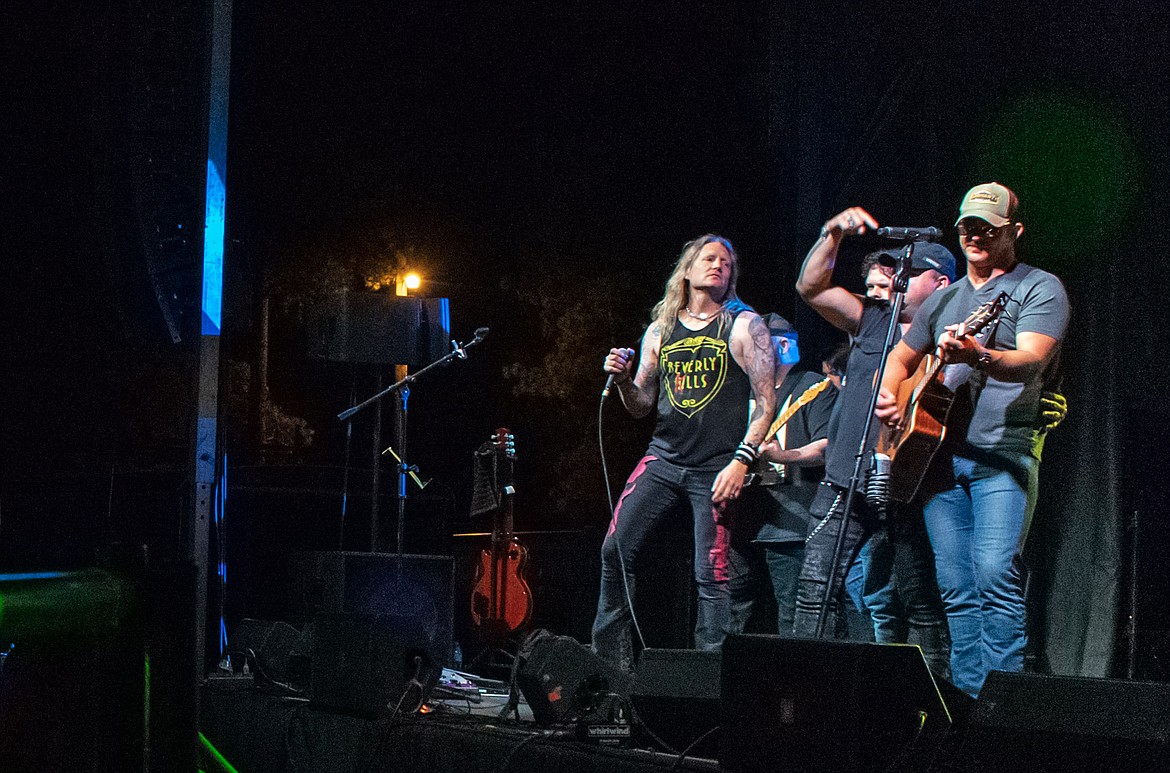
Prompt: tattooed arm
<box><xmin>605</xmin><ymin>323</ymin><xmax>663</xmax><ymax>419</ymax></box>
<box><xmin>712</xmin><ymin>312</ymin><xmax>778</xmax><ymax>503</ymax></box>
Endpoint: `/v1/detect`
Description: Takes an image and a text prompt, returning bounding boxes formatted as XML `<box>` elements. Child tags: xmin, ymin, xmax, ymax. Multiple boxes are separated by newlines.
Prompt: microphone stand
<box><xmin>814</xmin><ymin>244</ymin><xmax>916</xmax><ymax>638</ymax></box>
<box><xmin>338</xmin><ymin>328</ymin><xmax>489</xmax><ymax>555</ymax></box>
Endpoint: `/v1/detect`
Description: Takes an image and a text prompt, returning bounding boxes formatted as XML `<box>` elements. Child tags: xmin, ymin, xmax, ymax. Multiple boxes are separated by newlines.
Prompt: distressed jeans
<box><xmin>793</xmin><ymin>483</ymin><xmax>896</xmax><ymax>639</ymax></box>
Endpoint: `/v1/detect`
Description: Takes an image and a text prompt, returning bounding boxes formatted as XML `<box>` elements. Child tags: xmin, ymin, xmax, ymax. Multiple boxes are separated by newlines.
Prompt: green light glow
<box><xmin>199</xmin><ymin>732</ymin><xmax>241</xmax><ymax>773</ymax></box>
<box><xmin>971</xmin><ymin>90</ymin><xmax>1139</xmax><ymax>269</ymax></box>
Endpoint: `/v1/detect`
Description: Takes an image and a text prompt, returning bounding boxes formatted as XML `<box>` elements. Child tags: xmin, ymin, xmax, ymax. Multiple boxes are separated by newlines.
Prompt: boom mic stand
<box><xmin>338</xmin><ymin>327</ymin><xmax>490</xmax><ymax>555</ymax></box>
<box><xmin>814</xmin><ymin>244</ymin><xmax>916</xmax><ymax>638</ymax></box>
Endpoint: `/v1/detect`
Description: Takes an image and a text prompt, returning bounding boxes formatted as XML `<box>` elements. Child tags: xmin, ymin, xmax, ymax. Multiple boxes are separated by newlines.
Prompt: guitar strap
<box><xmin>746</xmin><ymin>377</ymin><xmax>830</xmax><ymax>486</ymax></box>
<box><xmin>938</xmin><ymin>271</ymin><xmax>1028</xmax><ymax>392</ymax></box>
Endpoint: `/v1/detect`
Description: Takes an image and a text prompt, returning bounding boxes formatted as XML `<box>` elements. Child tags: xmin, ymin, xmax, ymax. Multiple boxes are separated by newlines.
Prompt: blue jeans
<box><xmin>843</xmin><ymin>543</ymin><xmax>878</xmax><ymax>642</ymax></box>
<box><xmin>591</xmin><ymin>456</ymin><xmax>733</xmax><ymax>671</ymax></box>
<box><xmin>862</xmin><ymin>509</ymin><xmax>951</xmax><ymax>678</ymax></box>
<box><xmin>857</xmin><ymin>529</ymin><xmax>901</xmax><ymax>642</ymax></box>
<box><xmin>922</xmin><ymin>451</ymin><xmax>1038</xmax><ymax>696</ymax></box>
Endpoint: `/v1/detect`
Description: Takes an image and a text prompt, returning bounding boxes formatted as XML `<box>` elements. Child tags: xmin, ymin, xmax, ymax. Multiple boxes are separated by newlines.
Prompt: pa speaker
<box><xmin>632</xmin><ymin>649</ymin><xmax>721</xmax><ymax>757</ymax></box>
<box><xmin>305</xmin><ymin>292</ymin><xmax>450</xmax><ymax>366</ymax></box>
<box><xmin>720</xmin><ymin>635</ymin><xmax>954</xmax><ymax>773</ymax></box>
<box><xmin>288</xmin><ymin>551</ymin><xmax>454</xmax><ymax>672</ymax></box>
<box><xmin>959</xmin><ymin>670</ymin><xmax>1170</xmax><ymax>772</ymax></box>
<box><xmin>516</xmin><ymin>630</ymin><xmax>633</xmax><ymax>725</ymax></box>
<box><xmin>226</xmin><ymin>618</ymin><xmax>303</xmax><ymax>683</ymax></box>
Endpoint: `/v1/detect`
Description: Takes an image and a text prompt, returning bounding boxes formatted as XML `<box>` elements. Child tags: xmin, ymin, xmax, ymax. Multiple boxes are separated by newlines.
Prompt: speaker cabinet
<box><xmin>310</xmin><ymin>612</ymin><xmax>442</xmax><ymax>716</ymax></box>
<box><xmin>632</xmin><ymin>649</ymin><xmax>721</xmax><ymax>757</ymax></box>
<box><xmin>961</xmin><ymin>670</ymin><xmax>1170</xmax><ymax>772</ymax></box>
<box><xmin>306</xmin><ymin>293</ymin><xmax>450</xmax><ymax>366</ymax></box>
<box><xmin>720</xmin><ymin>635</ymin><xmax>953</xmax><ymax>773</ymax></box>
<box><xmin>288</xmin><ymin>551</ymin><xmax>454</xmax><ymax>669</ymax></box>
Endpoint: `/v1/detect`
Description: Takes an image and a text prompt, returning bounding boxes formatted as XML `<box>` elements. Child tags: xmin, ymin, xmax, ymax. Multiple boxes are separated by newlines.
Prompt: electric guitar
<box><xmin>878</xmin><ymin>292</ymin><xmax>1009</xmax><ymax>503</ymax></box>
<box><xmin>470</xmin><ymin>428</ymin><xmax>533</xmax><ymax>643</ymax></box>
<box><xmin>763</xmin><ymin>377</ymin><xmax>832</xmax><ymax>443</ymax></box>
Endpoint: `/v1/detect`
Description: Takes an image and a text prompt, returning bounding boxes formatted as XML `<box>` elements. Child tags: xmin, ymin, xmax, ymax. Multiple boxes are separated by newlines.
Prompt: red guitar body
<box><xmin>470</xmin><ymin>428</ymin><xmax>533</xmax><ymax>643</ymax></box>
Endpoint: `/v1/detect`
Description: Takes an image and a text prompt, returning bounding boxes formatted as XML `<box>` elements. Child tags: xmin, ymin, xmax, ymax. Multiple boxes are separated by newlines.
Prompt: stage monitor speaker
<box><xmin>720</xmin><ymin>635</ymin><xmax>953</xmax><ymax>773</ymax></box>
<box><xmin>632</xmin><ymin>649</ymin><xmax>721</xmax><ymax>757</ymax></box>
<box><xmin>310</xmin><ymin>613</ymin><xmax>441</xmax><ymax>716</ymax></box>
<box><xmin>516</xmin><ymin>630</ymin><xmax>633</xmax><ymax>725</ymax></box>
<box><xmin>959</xmin><ymin>670</ymin><xmax>1170</xmax><ymax>772</ymax></box>
<box><xmin>287</xmin><ymin>551</ymin><xmax>454</xmax><ymax>671</ymax></box>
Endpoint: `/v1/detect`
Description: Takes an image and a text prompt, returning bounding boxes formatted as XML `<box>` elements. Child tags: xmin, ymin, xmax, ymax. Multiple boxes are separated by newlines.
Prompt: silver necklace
<box><xmin>685</xmin><ymin>305</ymin><xmax>714</xmax><ymax>321</ymax></box>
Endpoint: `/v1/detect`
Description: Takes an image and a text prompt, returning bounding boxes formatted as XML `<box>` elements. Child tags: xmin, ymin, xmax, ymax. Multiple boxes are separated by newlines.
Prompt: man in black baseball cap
<box><xmin>791</xmin><ymin>207</ymin><xmax>953</xmax><ymax>676</ymax></box>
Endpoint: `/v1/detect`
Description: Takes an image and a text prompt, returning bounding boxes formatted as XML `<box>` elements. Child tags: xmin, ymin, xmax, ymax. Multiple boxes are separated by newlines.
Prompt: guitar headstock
<box><xmin>963</xmin><ymin>291</ymin><xmax>1009</xmax><ymax>336</ymax></box>
<box><xmin>493</xmin><ymin>427</ymin><xmax>516</xmax><ymax>460</ymax></box>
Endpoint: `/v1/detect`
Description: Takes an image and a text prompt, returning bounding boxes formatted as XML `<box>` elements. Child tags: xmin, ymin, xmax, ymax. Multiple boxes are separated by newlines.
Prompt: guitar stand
<box><xmin>814</xmin><ymin>242</ymin><xmax>916</xmax><ymax>638</ymax></box>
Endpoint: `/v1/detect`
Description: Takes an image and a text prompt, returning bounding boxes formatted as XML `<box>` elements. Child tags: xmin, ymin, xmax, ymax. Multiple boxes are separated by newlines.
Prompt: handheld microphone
<box><xmin>601</xmin><ymin>348</ymin><xmax>635</xmax><ymax>399</ymax></box>
<box><xmin>875</xmin><ymin>226</ymin><xmax>943</xmax><ymax>242</ymax></box>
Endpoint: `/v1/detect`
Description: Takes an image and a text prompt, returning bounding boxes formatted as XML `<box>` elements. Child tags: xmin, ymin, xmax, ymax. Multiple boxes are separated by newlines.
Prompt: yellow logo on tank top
<box><xmin>659</xmin><ymin>335</ymin><xmax>729</xmax><ymax>418</ymax></box>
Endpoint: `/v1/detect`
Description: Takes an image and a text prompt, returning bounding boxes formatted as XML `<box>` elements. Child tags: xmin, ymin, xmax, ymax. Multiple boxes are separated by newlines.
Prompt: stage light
<box><xmin>403</xmin><ymin>272</ymin><xmax>422</xmax><ymax>291</ymax></box>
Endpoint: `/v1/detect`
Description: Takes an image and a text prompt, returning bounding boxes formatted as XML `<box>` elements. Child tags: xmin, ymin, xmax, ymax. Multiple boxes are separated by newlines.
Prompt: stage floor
<box><xmin>201</xmin><ymin>685</ymin><xmax>723</xmax><ymax>773</ymax></box>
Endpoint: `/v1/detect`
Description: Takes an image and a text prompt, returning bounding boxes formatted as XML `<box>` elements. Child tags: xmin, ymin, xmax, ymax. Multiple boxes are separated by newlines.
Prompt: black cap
<box><xmin>876</xmin><ymin>242</ymin><xmax>957</xmax><ymax>281</ymax></box>
<box><xmin>762</xmin><ymin>312</ymin><xmax>793</xmax><ymax>336</ymax></box>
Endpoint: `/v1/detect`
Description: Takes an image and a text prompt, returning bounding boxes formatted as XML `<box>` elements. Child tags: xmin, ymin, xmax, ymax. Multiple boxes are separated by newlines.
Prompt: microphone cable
<box><xmin>597</xmin><ymin>387</ymin><xmax>648</xmax><ymax>654</ymax></box>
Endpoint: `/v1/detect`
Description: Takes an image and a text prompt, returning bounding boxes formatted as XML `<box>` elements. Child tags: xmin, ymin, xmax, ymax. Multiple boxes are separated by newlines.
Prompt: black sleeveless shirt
<box><xmin>647</xmin><ymin>313</ymin><xmax>752</xmax><ymax>471</ymax></box>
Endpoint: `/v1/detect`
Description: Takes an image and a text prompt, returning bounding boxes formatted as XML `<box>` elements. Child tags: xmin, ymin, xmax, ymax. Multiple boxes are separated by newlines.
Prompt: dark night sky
<box><xmin>3</xmin><ymin>1</ymin><xmax>1169</xmax><ymax>632</ymax></box>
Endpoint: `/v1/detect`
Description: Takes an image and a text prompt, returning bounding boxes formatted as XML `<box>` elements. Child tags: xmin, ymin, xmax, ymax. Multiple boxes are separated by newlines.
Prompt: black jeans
<box><xmin>793</xmin><ymin>483</ymin><xmax>950</xmax><ymax>679</ymax></box>
<box><xmin>591</xmin><ymin>456</ymin><xmax>734</xmax><ymax>672</ymax></box>
<box><xmin>793</xmin><ymin>483</ymin><xmax>873</xmax><ymax>639</ymax></box>
<box><xmin>865</xmin><ymin>507</ymin><xmax>952</xmax><ymax>679</ymax></box>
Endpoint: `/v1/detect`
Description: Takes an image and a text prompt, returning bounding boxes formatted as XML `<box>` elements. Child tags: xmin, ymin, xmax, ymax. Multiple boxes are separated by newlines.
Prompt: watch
<box><xmin>974</xmin><ymin>349</ymin><xmax>994</xmax><ymax>371</ymax></box>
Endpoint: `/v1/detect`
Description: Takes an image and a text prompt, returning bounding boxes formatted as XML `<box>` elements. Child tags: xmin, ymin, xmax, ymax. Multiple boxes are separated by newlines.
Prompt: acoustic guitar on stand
<box><xmin>878</xmin><ymin>292</ymin><xmax>1008</xmax><ymax>503</ymax></box>
<box><xmin>470</xmin><ymin>428</ymin><xmax>533</xmax><ymax>644</ymax></box>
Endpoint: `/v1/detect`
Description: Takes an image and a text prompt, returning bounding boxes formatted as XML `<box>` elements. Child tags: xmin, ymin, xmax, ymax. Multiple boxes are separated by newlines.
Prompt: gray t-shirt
<box><xmin>901</xmin><ymin>262</ymin><xmax>1070</xmax><ymax>457</ymax></box>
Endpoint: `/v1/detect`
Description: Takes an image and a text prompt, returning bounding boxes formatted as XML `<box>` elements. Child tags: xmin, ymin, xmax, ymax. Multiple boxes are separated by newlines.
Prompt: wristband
<box><xmin>734</xmin><ymin>442</ymin><xmax>759</xmax><ymax>467</ymax></box>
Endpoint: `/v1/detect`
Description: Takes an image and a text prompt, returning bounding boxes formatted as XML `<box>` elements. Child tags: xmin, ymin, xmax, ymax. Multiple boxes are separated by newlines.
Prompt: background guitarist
<box><xmin>728</xmin><ymin>313</ymin><xmax>837</xmax><ymax>638</ymax></box>
<box><xmin>876</xmin><ymin>182</ymin><xmax>1070</xmax><ymax>697</ymax></box>
<box><xmin>793</xmin><ymin>206</ymin><xmax>955</xmax><ymax>677</ymax></box>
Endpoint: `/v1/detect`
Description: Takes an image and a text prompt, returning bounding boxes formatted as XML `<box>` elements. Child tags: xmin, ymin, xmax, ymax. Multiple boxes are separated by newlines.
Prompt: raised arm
<box><xmin>795</xmin><ymin>207</ymin><xmax>879</xmax><ymax>334</ymax></box>
<box><xmin>605</xmin><ymin>323</ymin><xmax>663</xmax><ymax>419</ymax></box>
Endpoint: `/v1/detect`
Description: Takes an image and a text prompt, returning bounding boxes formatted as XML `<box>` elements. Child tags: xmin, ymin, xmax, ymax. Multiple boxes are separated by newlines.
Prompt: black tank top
<box><xmin>647</xmin><ymin>313</ymin><xmax>752</xmax><ymax>470</ymax></box>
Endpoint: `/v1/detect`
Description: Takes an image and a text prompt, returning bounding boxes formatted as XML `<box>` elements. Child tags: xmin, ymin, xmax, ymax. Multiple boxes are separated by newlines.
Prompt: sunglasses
<box><xmin>956</xmin><ymin>221</ymin><xmax>1007</xmax><ymax>239</ymax></box>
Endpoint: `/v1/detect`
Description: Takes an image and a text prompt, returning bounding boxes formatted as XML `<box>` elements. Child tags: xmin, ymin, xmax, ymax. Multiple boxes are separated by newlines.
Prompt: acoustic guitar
<box><xmin>470</xmin><ymin>428</ymin><xmax>533</xmax><ymax>643</ymax></box>
<box><xmin>878</xmin><ymin>292</ymin><xmax>1008</xmax><ymax>503</ymax></box>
